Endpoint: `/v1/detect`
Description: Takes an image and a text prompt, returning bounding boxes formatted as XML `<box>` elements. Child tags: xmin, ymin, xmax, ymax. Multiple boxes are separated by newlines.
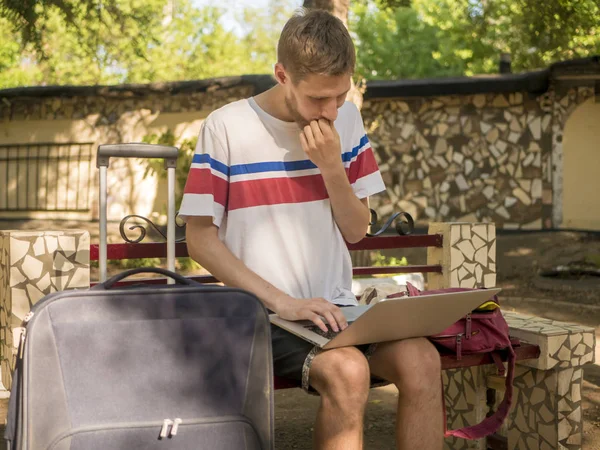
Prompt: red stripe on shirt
<box><xmin>347</xmin><ymin>147</ymin><xmax>379</xmax><ymax>184</ymax></box>
<box><xmin>228</xmin><ymin>174</ymin><xmax>328</xmax><ymax>210</ymax></box>
<box><xmin>184</xmin><ymin>168</ymin><xmax>229</xmax><ymax>207</ymax></box>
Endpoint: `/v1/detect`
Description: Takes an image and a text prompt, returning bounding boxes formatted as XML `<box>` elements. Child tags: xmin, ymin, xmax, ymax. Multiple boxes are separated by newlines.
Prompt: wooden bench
<box><xmin>2</xmin><ymin>221</ymin><xmax>594</xmax><ymax>450</ymax></box>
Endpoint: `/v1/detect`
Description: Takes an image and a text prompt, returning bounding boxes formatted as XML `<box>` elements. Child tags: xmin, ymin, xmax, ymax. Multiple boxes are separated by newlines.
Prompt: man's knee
<box><xmin>387</xmin><ymin>338</ymin><xmax>442</xmax><ymax>396</ymax></box>
<box><xmin>310</xmin><ymin>347</ymin><xmax>371</xmax><ymax>404</ymax></box>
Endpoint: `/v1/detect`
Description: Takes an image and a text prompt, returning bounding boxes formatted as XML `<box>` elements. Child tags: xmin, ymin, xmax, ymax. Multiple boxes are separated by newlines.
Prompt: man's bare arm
<box><xmin>185</xmin><ymin>216</ymin><xmax>348</xmax><ymax>331</ymax></box>
<box><xmin>300</xmin><ymin>119</ymin><xmax>371</xmax><ymax>243</ymax></box>
<box><xmin>321</xmin><ymin>167</ymin><xmax>371</xmax><ymax>243</ymax></box>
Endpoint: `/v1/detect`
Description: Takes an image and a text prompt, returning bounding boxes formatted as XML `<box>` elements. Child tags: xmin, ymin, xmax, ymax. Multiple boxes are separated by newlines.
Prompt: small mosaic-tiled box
<box><xmin>0</xmin><ymin>230</ymin><xmax>89</xmax><ymax>390</ymax></box>
<box><xmin>427</xmin><ymin>222</ymin><xmax>497</xmax><ymax>290</ymax></box>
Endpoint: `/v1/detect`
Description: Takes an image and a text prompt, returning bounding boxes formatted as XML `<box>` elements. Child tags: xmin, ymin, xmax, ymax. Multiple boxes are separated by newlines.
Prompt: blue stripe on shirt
<box><xmin>192</xmin><ymin>134</ymin><xmax>369</xmax><ymax>177</ymax></box>
<box><xmin>192</xmin><ymin>153</ymin><xmax>229</xmax><ymax>176</ymax></box>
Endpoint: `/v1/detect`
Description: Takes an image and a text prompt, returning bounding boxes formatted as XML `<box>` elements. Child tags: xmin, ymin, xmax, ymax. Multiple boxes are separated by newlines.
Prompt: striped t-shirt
<box><xmin>179</xmin><ymin>98</ymin><xmax>386</xmax><ymax>306</ymax></box>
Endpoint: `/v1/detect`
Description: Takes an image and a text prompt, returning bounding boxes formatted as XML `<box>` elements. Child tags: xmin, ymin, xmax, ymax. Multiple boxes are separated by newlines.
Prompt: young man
<box><xmin>180</xmin><ymin>9</ymin><xmax>443</xmax><ymax>450</ymax></box>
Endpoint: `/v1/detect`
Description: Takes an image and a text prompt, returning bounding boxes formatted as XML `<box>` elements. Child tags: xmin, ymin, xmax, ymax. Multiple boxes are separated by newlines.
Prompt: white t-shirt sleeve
<box><xmin>346</xmin><ymin>106</ymin><xmax>386</xmax><ymax>199</ymax></box>
<box><xmin>178</xmin><ymin>121</ymin><xmax>229</xmax><ymax>227</ymax></box>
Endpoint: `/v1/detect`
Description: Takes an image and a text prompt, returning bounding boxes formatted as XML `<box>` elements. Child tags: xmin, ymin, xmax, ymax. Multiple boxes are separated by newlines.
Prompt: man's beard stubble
<box><xmin>284</xmin><ymin>94</ymin><xmax>310</xmax><ymax>129</ymax></box>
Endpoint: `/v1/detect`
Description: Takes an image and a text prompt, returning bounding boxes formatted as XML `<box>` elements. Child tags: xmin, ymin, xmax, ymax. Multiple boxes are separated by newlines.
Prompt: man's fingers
<box><xmin>309</xmin><ymin>299</ymin><xmax>347</xmax><ymax>332</ymax></box>
<box><xmin>309</xmin><ymin>313</ymin><xmax>328</xmax><ymax>333</ymax></box>
<box><xmin>299</xmin><ymin>132</ymin><xmax>309</xmax><ymax>153</ymax></box>
<box><xmin>330</xmin><ymin>306</ymin><xmax>348</xmax><ymax>330</ymax></box>
<box><xmin>317</xmin><ymin>119</ymin><xmax>333</xmax><ymax>138</ymax></box>
<box><xmin>310</xmin><ymin>120</ymin><xmax>323</xmax><ymax>142</ymax></box>
<box><xmin>302</xmin><ymin>125</ymin><xmax>316</xmax><ymax>149</ymax></box>
<box><xmin>322</xmin><ymin>311</ymin><xmax>339</xmax><ymax>332</ymax></box>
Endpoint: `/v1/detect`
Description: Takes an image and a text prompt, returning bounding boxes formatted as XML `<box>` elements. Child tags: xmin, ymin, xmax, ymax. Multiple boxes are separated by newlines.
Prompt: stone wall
<box><xmin>362</xmin><ymin>82</ymin><xmax>595</xmax><ymax>229</ymax></box>
<box><xmin>0</xmin><ymin>73</ymin><xmax>597</xmax><ymax>229</ymax></box>
<box><xmin>0</xmin><ymin>85</ymin><xmax>253</xmax><ymax>125</ymax></box>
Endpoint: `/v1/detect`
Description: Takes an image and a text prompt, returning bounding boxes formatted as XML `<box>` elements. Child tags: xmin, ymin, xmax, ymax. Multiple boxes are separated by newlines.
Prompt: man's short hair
<box><xmin>277</xmin><ymin>9</ymin><xmax>356</xmax><ymax>83</ymax></box>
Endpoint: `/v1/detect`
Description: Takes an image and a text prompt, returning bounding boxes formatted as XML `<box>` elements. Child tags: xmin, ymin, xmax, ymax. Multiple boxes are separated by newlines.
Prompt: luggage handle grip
<box><xmin>92</xmin><ymin>268</ymin><xmax>198</xmax><ymax>290</ymax></box>
<box><xmin>97</xmin><ymin>144</ymin><xmax>178</xmax><ymax>169</ymax></box>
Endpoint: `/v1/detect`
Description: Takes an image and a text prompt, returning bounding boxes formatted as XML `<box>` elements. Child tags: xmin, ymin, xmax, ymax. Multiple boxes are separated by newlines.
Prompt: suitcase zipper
<box><xmin>158</xmin><ymin>418</ymin><xmax>182</xmax><ymax>438</ymax></box>
<box><xmin>159</xmin><ymin>419</ymin><xmax>173</xmax><ymax>438</ymax></box>
<box><xmin>170</xmin><ymin>418</ymin><xmax>182</xmax><ymax>437</ymax></box>
<box><xmin>18</xmin><ymin>329</ymin><xmax>26</xmax><ymax>359</ymax></box>
<box><xmin>18</xmin><ymin>312</ymin><xmax>35</xmax><ymax>359</ymax></box>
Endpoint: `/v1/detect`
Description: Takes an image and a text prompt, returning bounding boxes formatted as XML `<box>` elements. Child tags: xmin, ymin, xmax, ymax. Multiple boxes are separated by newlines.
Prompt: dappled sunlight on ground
<box><xmin>505</xmin><ymin>247</ymin><xmax>534</xmax><ymax>257</ymax></box>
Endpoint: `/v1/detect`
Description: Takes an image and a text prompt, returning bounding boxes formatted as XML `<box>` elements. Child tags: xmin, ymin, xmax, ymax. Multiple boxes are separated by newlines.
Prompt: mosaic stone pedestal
<box><xmin>502</xmin><ymin>312</ymin><xmax>595</xmax><ymax>450</ymax></box>
<box><xmin>427</xmin><ymin>222</ymin><xmax>497</xmax><ymax>449</ymax></box>
<box><xmin>443</xmin><ymin>365</ymin><xmax>494</xmax><ymax>450</ymax></box>
<box><xmin>0</xmin><ymin>230</ymin><xmax>90</xmax><ymax>390</ymax></box>
<box><xmin>427</xmin><ymin>222</ymin><xmax>595</xmax><ymax>450</ymax></box>
<box><xmin>441</xmin><ymin>312</ymin><xmax>595</xmax><ymax>450</ymax></box>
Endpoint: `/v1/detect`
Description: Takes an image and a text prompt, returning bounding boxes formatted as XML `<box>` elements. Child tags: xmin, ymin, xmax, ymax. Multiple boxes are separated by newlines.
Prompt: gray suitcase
<box><xmin>5</xmin><ymin>144</ymin><xmax>274</xmax><ymax>450</ymax></box>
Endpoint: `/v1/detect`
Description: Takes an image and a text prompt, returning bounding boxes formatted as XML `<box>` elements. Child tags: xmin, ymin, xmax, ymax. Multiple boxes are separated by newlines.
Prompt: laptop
<box><xmin>270</xmin><ymin>288</ymin><xmax>501</xmax><ymax>349</ymax></box>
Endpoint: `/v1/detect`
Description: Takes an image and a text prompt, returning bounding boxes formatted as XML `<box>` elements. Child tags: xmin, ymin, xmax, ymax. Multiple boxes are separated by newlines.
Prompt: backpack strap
<box><xmin>443</xmin><ymin>346</ymin><xmax>516</xmax><ymax>440</ymax></box>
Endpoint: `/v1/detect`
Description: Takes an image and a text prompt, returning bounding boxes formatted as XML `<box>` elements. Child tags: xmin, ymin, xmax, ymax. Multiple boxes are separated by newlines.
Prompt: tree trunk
<box><xmin>302</xmin><ymin>0</ymin><xmax>349</xmax><ymax>27</ymax></box>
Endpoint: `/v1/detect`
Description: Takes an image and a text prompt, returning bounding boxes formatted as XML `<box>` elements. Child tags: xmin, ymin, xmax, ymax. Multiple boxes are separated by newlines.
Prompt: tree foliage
<box><xmin>351</xmin><ymin>0</ymin><xmax>600</xmax><ymax>80</ymax></box>
<box><xmin>0</xmin><ymin>0</ymin><xmax>161</xmax><ymax>61</ymax></box>
<box><xmin>0</xmin><ymin>0</ymin><xmax>598</xmax><ymax>88</ymax></box>
<box><xmin>0</xmin><ymin>0</ymin><xmax>295</xmax><ymax>88</ymax></box>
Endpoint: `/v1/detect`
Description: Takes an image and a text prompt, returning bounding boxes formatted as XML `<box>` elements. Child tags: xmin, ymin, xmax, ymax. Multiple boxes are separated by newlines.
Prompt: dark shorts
<box><xmin>270</xmin><ymin>324</ymin><xmax>389</xmax><ymax>395</ymax></box>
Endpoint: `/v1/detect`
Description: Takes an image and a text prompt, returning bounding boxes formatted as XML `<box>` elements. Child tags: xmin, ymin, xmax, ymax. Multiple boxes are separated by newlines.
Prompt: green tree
<box><xmin>0</xmin><ymin>0</ymin><xmax>168</xmax><ymax>87</ymax></box>
<box><xmin>0</xmin><ymin>18</ymin><xmax>43</xmax><ymax>88</ymax></box>
<box><xmin>0</xmin><ymin>0</ymin><xmax>161</xmax><ymax>60</ymax></box>
<box><xmin>0</xmin><ymin>0</ymin><xmax>297</xmax><ymax>88</ymax></box>
<box><xmin>349</xmin><ymin>0</ymin><xmax>600</xmax><ymax>80</ymax></box>
<box><xmin>1</xmin><ymin>0</ymin><xmax>598</xmax><ymax>88</ymax></box>
<box><xmin>350</xmin><ymin>3</ymin><xmax>466</xmax><ymax>80</ymax></box>
<box><xmin>413</xmin><ymin>0</ymin><xmax>600</xmax><ymax>75</ymax></box>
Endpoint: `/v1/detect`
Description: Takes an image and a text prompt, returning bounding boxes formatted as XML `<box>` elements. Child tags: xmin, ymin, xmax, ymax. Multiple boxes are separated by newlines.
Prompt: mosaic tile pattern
<box><xmin>0</xmin><ymin>230</ymin><xmax>90</xmax><ymax>390</ymax></box>
<box><xmin>443</xmin><ymin>366</ymin><xmax>492</xmax><ymax>450</ymax></box>
<box><xmin>506</xmin><ymin>365</ymin><xmax>584</xmax><ymax>450</ymax></box>
<box><xmin>363</xmin><ymin>93</ymin><xmax>549</xmax><ymax>230</ymax></box>
<box><xmin>427</xmin><ymin>233</ymin><xmax>594</xmax><ymax>450</ymax></box>
<box><xmin>427</xmin><ymin>222</ymin><xmax>496</xmax><ymax>290</ymax></box>
<box><xmin>487</xmin><ymin>311</ymin><xmax>594</xmax><ymax>450</ymax></box>
<box><xmin>443</xmin><ymin>315</ymin><xmax>593</xmax><ymax>450</ymax></box>
<box><xmin>504</xmin><ymin>311</ymin><xmax>596</xmax><ymax>370</ymax></box>
<box><xmin>0</xmin><ymin>86</ymin><xmax>253</xmax><ymax>122</ymax></box>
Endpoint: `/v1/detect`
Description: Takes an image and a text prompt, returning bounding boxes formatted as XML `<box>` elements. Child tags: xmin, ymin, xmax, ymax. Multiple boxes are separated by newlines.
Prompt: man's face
<box><xmin>277</xmin><ymin>66</ymin><xmax>352</xmax><ymax>128</ymax></box>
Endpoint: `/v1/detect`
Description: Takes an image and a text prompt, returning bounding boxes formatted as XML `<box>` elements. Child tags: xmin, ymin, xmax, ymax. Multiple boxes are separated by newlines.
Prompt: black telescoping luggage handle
<box><xmin>96</xmin><ymin>143</ymin><xmax>178</xmax><ymax>168</ymax></box>
<box><xmin>92</xmin><ymin>268</ymin><xmax>198</xmax><ymax>290</ymax></box>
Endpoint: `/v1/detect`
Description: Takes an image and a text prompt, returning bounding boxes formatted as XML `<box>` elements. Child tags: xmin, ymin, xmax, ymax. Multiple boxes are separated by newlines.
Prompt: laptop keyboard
<box><xmin>304</xmin><ymin>322</ymin><xmax>354</xmax><ymax>340</ymax></box>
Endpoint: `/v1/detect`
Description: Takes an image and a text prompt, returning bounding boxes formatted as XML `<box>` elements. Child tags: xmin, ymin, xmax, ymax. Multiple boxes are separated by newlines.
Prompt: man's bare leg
<box><xmin>369</xmin><ymin>337</ymin><xmax>443</xmax><ymax>450</ymax></box>
<box><xmin>309</xmin><ymin>346</ymin><xmax>371</xmax><ymax>450</ymax></box>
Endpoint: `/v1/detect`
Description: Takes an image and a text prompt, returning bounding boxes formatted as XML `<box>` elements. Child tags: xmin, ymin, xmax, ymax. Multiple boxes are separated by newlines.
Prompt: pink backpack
<box><xmin>404</xmin><ymin>282</ymin><xmax>517</xmax><ymax>440</ymax></box>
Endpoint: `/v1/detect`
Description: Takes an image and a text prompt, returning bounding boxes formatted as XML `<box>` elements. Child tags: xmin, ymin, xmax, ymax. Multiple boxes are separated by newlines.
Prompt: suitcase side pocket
<box><xmin>47</xmin><ymin>415</ymin><xmax>262</xmax><ymax>450</ymax></box>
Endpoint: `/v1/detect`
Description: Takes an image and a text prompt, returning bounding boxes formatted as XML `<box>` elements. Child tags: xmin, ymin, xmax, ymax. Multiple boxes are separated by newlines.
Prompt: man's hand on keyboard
<box><xmin>274</xmin><ymin>295</ymin><xmax>348</xmax><ymax>333</ymax></box>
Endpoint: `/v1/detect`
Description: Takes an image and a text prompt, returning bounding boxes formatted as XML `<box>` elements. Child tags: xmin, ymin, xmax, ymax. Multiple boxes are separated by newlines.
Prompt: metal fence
<box><xmin>0</xmin><ymin>142</ymin><xmax>94</xmax><ymax>212</ymax></box>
